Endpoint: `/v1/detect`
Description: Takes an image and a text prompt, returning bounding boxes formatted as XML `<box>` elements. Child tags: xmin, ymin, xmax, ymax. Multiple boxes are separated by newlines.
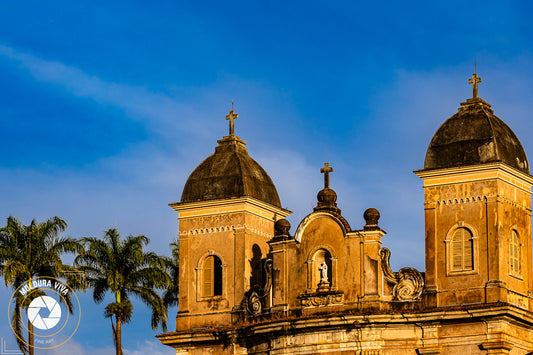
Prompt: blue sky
<box><xmin>1</xmin><ymin>1</ymin><xmax>533</xmax><ymax>353</ymax></box>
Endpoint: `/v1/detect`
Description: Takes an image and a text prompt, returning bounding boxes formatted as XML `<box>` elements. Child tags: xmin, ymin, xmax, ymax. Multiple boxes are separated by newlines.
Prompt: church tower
<box><xmin>415</xmin><ymin>73</ymin><xmax>533</xmax><ymax>309</ymax></box>
<box><xmin>160</xmin><ymin>77</ymin><xmax>533</xmax><ymax>355</ymax></box>
<box><xmin>170</xmin><ymin>109</ymin><xmax>291</xmax><ymax>331</ymax></box>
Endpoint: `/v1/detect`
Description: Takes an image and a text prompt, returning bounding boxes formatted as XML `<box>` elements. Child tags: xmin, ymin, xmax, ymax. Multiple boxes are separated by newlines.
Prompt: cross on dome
<box><xmin>320</xmin><ymin>163</ymin><xmax>333</xmax><ymax>189</ymax></box>
<box><xmin>468</xmin><ymin>72</ymin><xmax>482</xmax><ymax>99</ymax></box>
<box><xmin>225</xmin><ymin>102</ymin><xmax>239</xmax><ymax>136</ymax></box>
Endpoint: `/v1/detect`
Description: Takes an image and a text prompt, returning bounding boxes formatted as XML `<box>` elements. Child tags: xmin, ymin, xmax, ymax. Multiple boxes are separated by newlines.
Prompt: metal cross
<box><xmin>225</xmin><ymin>106</ymin><xmax>239</xmax><ymax>136</ymax></box>
<box><xmin>468</xmin><ymin>72</ymin><xmax>482</xmax><ymax>99</ymax></box>
<box><xmin>320</xmin><ymin>163</ymin><xmax>333</xmax><ymax>188</ymax></box>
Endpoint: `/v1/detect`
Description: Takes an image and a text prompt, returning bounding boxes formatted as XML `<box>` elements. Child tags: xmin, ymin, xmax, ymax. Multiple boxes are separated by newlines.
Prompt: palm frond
<box><xmin>0</xmin><ymin>215</ymin><xmax>81</xmax><ymax>353</ymax></box>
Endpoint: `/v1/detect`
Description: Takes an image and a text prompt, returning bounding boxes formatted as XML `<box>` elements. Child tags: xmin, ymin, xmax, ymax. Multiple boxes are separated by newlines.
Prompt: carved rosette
<box><xmin>298</xmin><ymin>291</ymin><xmax>344</xmax><ymax>307</ymax></box>
<box><xmin>378</xmin><ymin>248</ymin><xmax>424</xmax><ymax>301</ymax></box>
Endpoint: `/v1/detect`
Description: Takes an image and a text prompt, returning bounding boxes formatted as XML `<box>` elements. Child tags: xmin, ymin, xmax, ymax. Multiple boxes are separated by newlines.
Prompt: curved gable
<box><xmin>294</xmin><ymin>212</ymin><xmax>347</xmax><ymax>244</ymax></box>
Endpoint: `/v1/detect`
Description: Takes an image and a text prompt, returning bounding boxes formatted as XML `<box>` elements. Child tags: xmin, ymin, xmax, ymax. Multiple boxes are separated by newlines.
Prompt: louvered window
<box><xmin>202</xmin><ymin>255</ymin><xmax>222</xmax><ymax>297</ymax></box>
<box><xmin>510</xmin><ymin>230</ymin><xmax>520</xmax><ymax>275</ymax></box>
<box><xmin>451</xmin><ymin>227</ymin><xmax>473</xmax><ymax>272</ymax></box>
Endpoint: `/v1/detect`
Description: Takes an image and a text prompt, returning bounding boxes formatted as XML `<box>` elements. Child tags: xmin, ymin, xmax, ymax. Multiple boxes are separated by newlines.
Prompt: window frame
<box><xmin>509</xmin><ymin>228</ymin><xmax>522</xmax><ymax>278</ymax></box>
<box><xmin>445</xmin><ymin>222</ymin><xmax>478</xmax><ymax>276</ymax></box>
<box><xmin>196</xmin><ymin>251</ymin><xmax>226</xmax><ymax>301</ymax></box>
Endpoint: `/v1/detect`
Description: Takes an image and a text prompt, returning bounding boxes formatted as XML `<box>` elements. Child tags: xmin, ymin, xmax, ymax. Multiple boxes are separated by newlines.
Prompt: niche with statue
<box><xmin>298</xmin><ymin>247</ymin><xmax>344</xmax><ymax>307</ymax></box>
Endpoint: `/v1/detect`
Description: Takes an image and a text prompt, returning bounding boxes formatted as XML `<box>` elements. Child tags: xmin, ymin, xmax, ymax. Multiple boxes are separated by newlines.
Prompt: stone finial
<box><xmin>317</xmin><ymin>188</ymin><xmax>337</xmax><ymax>205</ymax></box>
<box><xmin>363</xmin><ymin>208</ymin><xmax>380</xmax><ymax>227</ymax></box>
<box><xmin>274</xmin><ymin>218</ymin><xmax>291</xmax><ymax>236</ymax></box>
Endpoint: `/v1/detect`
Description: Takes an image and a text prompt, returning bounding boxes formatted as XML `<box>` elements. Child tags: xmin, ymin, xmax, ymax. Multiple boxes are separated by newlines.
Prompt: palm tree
<box><xmin>0</xmin><ymin>216</ymin><xmax>84</xmax><ymax>355</ymax></box>
<box><xmin>162</xmin><ymin>239</ymin><xmax>179</xmax><ymax>309</ymax></box>
<box><xmin>74</xmin><ymin>228</ymin><xmax>171</xmax><ymax>355</ymax></box>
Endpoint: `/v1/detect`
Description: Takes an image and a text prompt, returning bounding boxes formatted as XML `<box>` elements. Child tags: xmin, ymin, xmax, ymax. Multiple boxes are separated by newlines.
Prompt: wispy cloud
<box><xmin>0</xmin><ymin>43</ymin><xmax>309</xmax><ymax>148</ymax></box>
<box><xmin>0</xmin><ymin>44</ymin><xmax>198</xmax><ymax>135</ymax></box>
<box><xmin>124</xmin><ymin>340</ymin><xmax>174</xmax><ymax>355</ymax></box>
<box><xmin>47</xmin><ymin>339</ymin><xmax>172</xmax><ymax>355</ymax></box>
<box><xmin>49</xmin><ymin>340</ymin><xmax>116</xmax><ymax>355</ymax></box>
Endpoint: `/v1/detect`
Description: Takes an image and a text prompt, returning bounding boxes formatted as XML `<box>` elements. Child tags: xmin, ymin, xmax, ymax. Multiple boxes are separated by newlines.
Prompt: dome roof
<box><xmin>424</xmin><ymin>97</ymin><xmax>529</xmax><ymax>174</ymax></box>
<box><xmin>180</xmin><ymin>135</ymin><xmax>282</xmax><ymax>207</ymax></box>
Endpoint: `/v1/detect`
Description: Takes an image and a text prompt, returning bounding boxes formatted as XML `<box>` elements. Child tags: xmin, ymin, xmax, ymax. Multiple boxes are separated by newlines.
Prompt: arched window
<box><xmin>451</xmin><ymin>227</ymin><xmax>474</xmax><ymax>272</ymax></box>
<box><xmin>202</xmin><ymin>255</ymin><xmax>222</xmax><ymax>297</ymax></box>
<box><xmin>510</xmin><ymin>230</ymin><xmax>520</xmax><ymax>275</ymax></box>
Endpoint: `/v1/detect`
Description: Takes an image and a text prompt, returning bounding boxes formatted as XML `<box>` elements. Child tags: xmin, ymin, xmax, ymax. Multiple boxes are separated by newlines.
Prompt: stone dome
<box><xmin>424</xmin><ymin>97</ymin><xmax>529</xmax><ymax>174</ymax></box>
<box><xmin>181</xmin><ymin>135</ymin><xmax>282</xmax><ymax>207</ymax></box>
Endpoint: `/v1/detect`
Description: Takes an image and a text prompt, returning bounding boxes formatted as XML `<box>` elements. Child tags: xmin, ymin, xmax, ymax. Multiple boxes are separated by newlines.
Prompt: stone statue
<box><xmin>319</xmin><ymin>262</ymin><xmax>328</xmax><ymax>282</ymax></box>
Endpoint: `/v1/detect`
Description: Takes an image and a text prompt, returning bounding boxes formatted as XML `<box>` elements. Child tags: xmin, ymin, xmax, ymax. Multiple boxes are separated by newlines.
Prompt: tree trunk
<box><xmin>115</xmin><ymin>290</ymin><xmax>122</xmax><ymax>355</ymax></box>
<box><xmin>28</xmin><ymin>318</ymin><xmax>34</xmax><ymax>355</ymax></box>
<box><xmin>116</xmin><ymin>315</ymin><xmax>122</xmax><ymax>355</ymax></box>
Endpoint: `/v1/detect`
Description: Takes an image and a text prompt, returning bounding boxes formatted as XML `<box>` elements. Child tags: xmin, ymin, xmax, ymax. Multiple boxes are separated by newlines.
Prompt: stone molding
<box><xmin>480</xmin><ymin>340</ymin><xmax>514</xmax><ymax>354</ymax></box>
<box><xmin>181</xmin><ymin>224</ymin><xmax>273</xmax><ymax>238</ymax></box>
<box><xmin>294</xmin><ymin>211</ymin><xmax>348</xmax><ymax>243</ymax></box>
<box><xmin>298</xmin><ymin>290</ymin><xmax>344</xmax><ymax>307</ymax></box>
<box><xmin>425</xmin><ymin>195</ymin><xmax>530</xmax><ymax>212</ymax></box>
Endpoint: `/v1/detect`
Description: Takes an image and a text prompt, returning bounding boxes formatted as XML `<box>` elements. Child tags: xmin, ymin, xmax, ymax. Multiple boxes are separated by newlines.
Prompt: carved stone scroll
<box><xmin>378</xmin><ymin>248</ymin><xmax>424</xmax><ymax>301</ymax></box>
<box><xmin>247</xmin><ymin>259</ymin><xmax>273</xmax><ymax>316</ymax></box>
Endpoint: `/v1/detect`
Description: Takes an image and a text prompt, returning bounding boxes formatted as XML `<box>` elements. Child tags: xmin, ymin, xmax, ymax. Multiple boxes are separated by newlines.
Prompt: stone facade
<box><xmin>157</xmin><ymin>85</ymin><xmax>533</xmax><ymax>354</ymax></box>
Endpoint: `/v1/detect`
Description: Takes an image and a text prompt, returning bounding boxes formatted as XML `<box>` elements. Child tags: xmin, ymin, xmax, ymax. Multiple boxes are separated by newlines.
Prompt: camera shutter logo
<box><xmin>7</xmin><ymin>277</ymin><xmax>81</xmax><ymax>350</ymax></box>
<box><xmin>27</xmin><ymin>296</ymin><xmax>62</xmax><ymax>330</ymax></box>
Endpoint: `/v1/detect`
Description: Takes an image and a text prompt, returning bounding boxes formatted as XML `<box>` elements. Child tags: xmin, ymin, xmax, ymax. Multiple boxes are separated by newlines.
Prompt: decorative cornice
<box><xmin>170</xmin><ymin>195</ymin><xmax>292</xmax><ymax>216</ymax></box>
<box><xmin>434</xmin><ymin>195</ymin><xmax>485</xmax><ymax>206</ymax></box>
<box><xmin>157</xmin><ymin>304</ymin><xmax>533</xmax><ymax>345</ymax></box>
<box><xmin>414</xmin><ymin>162</ymin><xmax>533</xmax><ymax>187</ymax></box>
<box><xmin>181</xmin><ymin>224</ymin><xmax>274</xmax><ymax>238</ymax></box>
<box><xmin>496</xmin><ymin>194</ymin><xmax>531</xmax><ymax>211</ymax></box>
<box><xmin>423</xmin><ymin>195</ymin><xmax>530</xmax><ymax>212</ymax></box>
<box><xmin>480</xmin><ymin>340</ymin><xmax>514</xmax><ymax>352</ymax></box>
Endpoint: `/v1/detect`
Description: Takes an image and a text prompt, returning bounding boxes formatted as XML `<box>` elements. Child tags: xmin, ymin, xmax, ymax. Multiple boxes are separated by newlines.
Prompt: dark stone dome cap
<box><xmin>317</xmin><ymin>187</ymin><xmax>337</xmax><ymax>205</ymax></box>
<box><xmin>424</xmin><ymin>97</ymin><xmax>529</xmax><ymax>174</ymax></box>
<box><xmin>180</xmin><ymin>135</ymin><xmax>282</xmax><ymax>207</ymax></box>
<box><xmin>314</xmin><ymin>187</ymin><xmax>340</xmax><ymax>212</ymax></box>
<box><xmin>363</xmin><ymin>208</ymin><xmax>381</xmax><ymax>231</ymax></box>
<box><xmin>274</xmin><ymin>219</ymin><xmax>291</xmax><ymax>236</ymax></box>
<box><xmin>364</xmin><ymin>208</ymin><xmax>380</xmax><ymax>226</ymax></box>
